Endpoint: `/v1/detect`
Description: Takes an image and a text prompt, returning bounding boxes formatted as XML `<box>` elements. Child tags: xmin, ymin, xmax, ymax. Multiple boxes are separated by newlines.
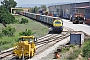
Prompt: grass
<box><xmin>0</xmin><ymin>24</ymin><xmax>4</xmax><ymax>31</ymax></box>
<box><xmin>66</xmin><ymin>38</ymin><xmax>90</xmax><ymax>60</ymax></box>
<box><xmin>0</xmin><ymin>15</ymin><xmax>48</xmax><ymax>51</ymax></box>
<box><xmin>67</xmin><ymin>49</ymin><xmax>81</xmax><ymax>60</ymax></box>
<box><xmin>61</xmin><ymin>47</ymin><xmax>69</xmax><ymax>53</ymax></box>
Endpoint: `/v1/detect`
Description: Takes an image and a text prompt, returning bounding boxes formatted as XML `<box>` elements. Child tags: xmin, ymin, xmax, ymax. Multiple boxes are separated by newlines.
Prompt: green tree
<box><xmin>0</xmin><ymin>6</ymin><xmax>16</xmax><ymax>24</ymax></box>
<box><xmin>31</xmin><ymin>5</ymin><xmax>47</xmax><ymax>13</ymax></box>
<box><xmin>31</xmin><ymin>8</ymin><xmax>34</xmax><ymax>13</ymax></box>
<box><xmin>2</xmin><ymin>26</ymin><xmax>16</xmax><ymax>36</ymax></box>
<box><xmin>1</xmin><ymin>0</ymin><xmax>17</xmax><ymax>12</ymax></box>
<box><xmin>31</xmin><ymin>6</ymin><xmax>39</xmax><ymax>13</ymax></box>
<box><xmin>41</xmin><ymin>5</ymin><xmax>47</xmax><ymax>10</ymax></box>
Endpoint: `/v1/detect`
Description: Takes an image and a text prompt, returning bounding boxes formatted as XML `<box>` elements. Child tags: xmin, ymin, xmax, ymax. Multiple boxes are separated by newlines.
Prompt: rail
<box><xmin>0</xmin><ymin>27</ymin><xmax>73</xmax><ymax>60</ymax></box>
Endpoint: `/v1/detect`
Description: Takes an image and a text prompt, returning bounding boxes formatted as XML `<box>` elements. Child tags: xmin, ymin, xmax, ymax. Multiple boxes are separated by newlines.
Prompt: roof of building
<box><xmin>74</xmin><ymin>6</ymin><xmax>90</xmax><ymax>9</ymax></box>
<box><xmin>48</xmin><ymin>1</ymin><xmax>89</xmax><ymax>8</ymax></box>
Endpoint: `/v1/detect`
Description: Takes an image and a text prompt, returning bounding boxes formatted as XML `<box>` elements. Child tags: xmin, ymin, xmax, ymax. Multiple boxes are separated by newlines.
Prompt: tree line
<box><xmin>0</xmin><ymin>0</ymin><xmax>47</xmax><ymax>24</ymax></box>
<box><xmin>31</xmin><ymin>5</ymin><xmax>47</xmax><ymax>13</ymax></box>
<box><xmin>0</xmin><ymin>0</ymin><xmax>17</xmax><ymax>24</ymax></box>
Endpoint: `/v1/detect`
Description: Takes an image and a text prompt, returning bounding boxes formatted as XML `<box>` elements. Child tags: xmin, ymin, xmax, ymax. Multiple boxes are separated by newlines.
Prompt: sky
<box><xmin>0</xmin><ymin>0</ymin><xmax>89</xmax><ymax>6</ymax></box>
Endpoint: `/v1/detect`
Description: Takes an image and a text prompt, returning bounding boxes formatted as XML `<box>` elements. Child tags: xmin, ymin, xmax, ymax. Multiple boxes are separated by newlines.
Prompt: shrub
<box><xmin>0</xmin><ymin>40</ymin><xmax>10</xmax><ymax>45</ymax></box>
<box><xmin>82</xmin><ymin>40</ymin><xmax>90</xmax><ymax>58</ymax></box>
<box><xmin>20</xmin><ymin>18</ymin><xmax>28</xmax><ymax>24</ymax></box>
<box><xmin>2</xmin><ymin>26</ymin><xmax>16</xmax><ymax>36</ymax></box>
<box><xmin>14</xmin><ymin>19</ymin><xmax>19</xmax><ymax>23</ymax></box>
<box><xmin>19</xmin><ymin>29</ymin><xmax>34</xmax><ymax>36</ymax></box>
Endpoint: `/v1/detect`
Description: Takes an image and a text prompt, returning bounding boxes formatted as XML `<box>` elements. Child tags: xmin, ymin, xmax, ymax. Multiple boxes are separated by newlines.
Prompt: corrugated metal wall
<box><xmin>48</xmin><ymin>5</ymin><xmax>62</xmax><ymax>17</ymax></box>
<box><xmin>70</xmin><ymin>2</ymin><xmax>89</xmax><ymax>17</ymax></box>
<box><xmin>61</xmin><ymin>4</ymin><xmax>71</xmax><ymax>19</ymax></box>
<box><xmin>85</xmin><ymin>8</ymin><xmax>90</xmax><ymax>19</ymax></box>
<box><xmin>48</xmin><ymin>2</ymin><xmax>90</xmax><ymax>19</ymax></box>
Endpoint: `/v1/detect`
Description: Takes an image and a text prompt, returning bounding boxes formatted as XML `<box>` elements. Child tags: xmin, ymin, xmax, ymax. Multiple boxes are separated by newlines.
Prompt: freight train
<box><xmin>18</xmin><ymin>11</ymin><xmax>63</xmax><ymax>33</ymax></box>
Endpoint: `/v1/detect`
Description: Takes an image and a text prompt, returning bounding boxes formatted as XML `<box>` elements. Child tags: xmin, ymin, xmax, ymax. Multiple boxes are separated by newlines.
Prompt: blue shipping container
<box><xmin>70</xmin><ymin>31</ymin><xmax>84</xmax><ymax>45</ymax></box>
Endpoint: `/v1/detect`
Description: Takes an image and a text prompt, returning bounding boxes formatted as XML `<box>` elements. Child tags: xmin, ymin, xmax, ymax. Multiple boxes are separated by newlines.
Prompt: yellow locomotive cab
<box><xmin>13</xmin><ymin>36</ymin><xmax>37</xmax><ymax>58</ymax></box>
<box><xmin>53</xmin><ymin>20</ymin><xmax>62</xmax><ymax>27</ymax></box>
<box><xmin>52</xmin><ymin>19</ymin><xmax>63</xmax><ymax>33</ymax></box>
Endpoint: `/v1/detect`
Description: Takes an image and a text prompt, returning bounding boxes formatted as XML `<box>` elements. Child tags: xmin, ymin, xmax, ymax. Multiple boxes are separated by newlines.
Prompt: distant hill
<box><xmin>17</xmin><ymin>2</ymin><xmax>71</xmax><ymax>8</ymax></box>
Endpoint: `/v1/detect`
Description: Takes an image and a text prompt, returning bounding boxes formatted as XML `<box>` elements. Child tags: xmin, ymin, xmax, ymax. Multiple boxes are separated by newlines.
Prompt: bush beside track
<box><xmin>0</xmin><ymin>15</ymin><xmax>48</xmax><ymax>51</ymax></box>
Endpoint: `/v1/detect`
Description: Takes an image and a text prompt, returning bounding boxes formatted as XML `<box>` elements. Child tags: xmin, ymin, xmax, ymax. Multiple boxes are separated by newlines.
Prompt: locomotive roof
<box><xmin>20</xmin><ymin>36</ymin><xmax>35</xmax><ymax>38</ymax></box>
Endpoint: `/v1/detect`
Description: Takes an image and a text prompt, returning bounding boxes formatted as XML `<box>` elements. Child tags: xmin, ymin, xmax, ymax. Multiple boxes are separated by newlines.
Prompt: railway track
<box><xmin>30</xmin><ymin>27</ymin><xmax>73</xmax><ymax>60</ymax></box>
<box><xmin>0</xmin><ymin>48</ymin><xmax>14</xmax><ymax>60</ymax></box>
<box><xmin>0</xmin><ymin>27</ymin><xmax>73</xmax><ymax>60</ymax></box>
<box><xmin>35</xmin><ymin>33</ymin><xmax>69</xmax><ymax>55</ymax></box>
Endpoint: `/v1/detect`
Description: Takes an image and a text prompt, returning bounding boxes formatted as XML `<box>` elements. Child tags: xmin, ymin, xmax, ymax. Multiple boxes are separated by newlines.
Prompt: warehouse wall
<box><xmin>48</xmin><ymin>5</ymin><xmax>62</xmax><ymax>17</ymax></box>
<box><xmin>70</xmin><ymin>2</ymin><xmax>89</xmax><ymax>15</ymax></box>
<box><xmin>61</xmin><ymin>4</ymin><xmax>71</xmax><ymax>19</ymax></box>
<box><xmin>48</xmin><ymin>2</ymin><xmax>89</xmax><ymax>19</ymax></box>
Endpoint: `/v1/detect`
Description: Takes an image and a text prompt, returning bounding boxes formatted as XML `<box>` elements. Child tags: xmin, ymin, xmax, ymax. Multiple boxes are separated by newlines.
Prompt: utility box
<box><xmin>70</xmin><ymin>31</ymin><xmax>84</xmax><ymax>45</ymax></box>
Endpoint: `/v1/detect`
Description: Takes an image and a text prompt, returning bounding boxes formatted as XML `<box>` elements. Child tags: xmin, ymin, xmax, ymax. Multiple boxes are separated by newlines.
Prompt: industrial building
<box><xmin>48</xmin><ymin>2</ymin><xmax>90</xmax><ymax>19</ymax></box>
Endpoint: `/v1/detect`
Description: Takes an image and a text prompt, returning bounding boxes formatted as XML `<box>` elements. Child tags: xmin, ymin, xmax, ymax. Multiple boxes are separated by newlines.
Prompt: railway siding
<box><xmin>30</xmin><ymin>27</ymin><xmax>73</xmax><ymax>60</ymax></box>
<box><xmin>30</xmin><ymin>37</ymin><xmax>70</xmax><ymax>60</ymax></box>
<box><xmin>0</xmin><ymin>27</ymin><xmax>72</xmax><ymax>60</ymax></box>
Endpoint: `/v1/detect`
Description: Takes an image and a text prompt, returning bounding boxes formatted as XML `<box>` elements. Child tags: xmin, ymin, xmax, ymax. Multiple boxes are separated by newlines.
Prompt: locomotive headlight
<box><xmin>30</xmin><ymin>41</ymin><xmax>32</xmax><ymax>43</ymax></box>
<box><xmin>49</xmin><ymin>27</ymin><xmax>53</xmax><ymax>31</ymax></box>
